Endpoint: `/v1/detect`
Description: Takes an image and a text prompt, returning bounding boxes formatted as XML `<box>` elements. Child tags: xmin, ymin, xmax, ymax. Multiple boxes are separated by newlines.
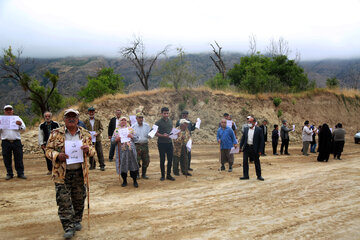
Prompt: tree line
<box><xmin>1</xmin><ymin>36</ymin><xmax>356</xmax><ymax>123</ymax></box>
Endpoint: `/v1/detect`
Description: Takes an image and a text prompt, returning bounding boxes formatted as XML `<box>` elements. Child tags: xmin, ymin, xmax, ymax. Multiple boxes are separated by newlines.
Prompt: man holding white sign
<box><xmin>0</xmin><ymin>105</ymin><xmax>26</xmax><ymax>180</ymax></box>
<box><xmin>173</xmin><ymin>119</ymin><xmax>192</xmax><ymax>176</ymax></box>
<box><xmin>46</xmin><ymin>109</ymin><xmax>95</xmax><ymax>239</ymax></box>
<box><xmin>84</xmin><ymin>107</ymin><xmax>105</xmax><ymax>171</ymax></box>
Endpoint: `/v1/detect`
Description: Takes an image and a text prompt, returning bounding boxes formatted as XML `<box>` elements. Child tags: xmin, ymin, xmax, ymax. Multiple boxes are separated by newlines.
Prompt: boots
<box><xmin>142</xmin><ymin>167</ymin><xmax>149</xmax><ymax>179</ymax></box>
<box><xmin>130</xmin><ymin>171</ymin><xmax>139</xmax><ymax>188</ymax></box>
<box><xmin>121</xmin><ymin>173</ymin><xmax>127</xmax><ymax>187</ymax></box>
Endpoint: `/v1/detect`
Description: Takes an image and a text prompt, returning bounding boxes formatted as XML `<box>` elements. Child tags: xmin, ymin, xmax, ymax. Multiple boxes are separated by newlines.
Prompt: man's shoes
<box><xmin>133</xmin><ymin>181</ymin><xmax>138</xmax><ymax>188</ymax></box>
<box><xmin>74</xmin><ymin>222</ymin><xmax>82</xmax><ymax>231</ymax></box>
<box><xmin>17</xmin><ymin>175</ymin><xmax>27</xmax><ymax>179</ymax></box>
<box><xmin>109</xmin><ymin>159</ymin><xmax>113</xmax><ymax>162</ymax></box>
<box><xmin>174</xmin><ymin>172</ymin><xmax>180</xmax><ymax>176</ymax></box>
<box><xmin>183</xmin><ymin>173</ymin><xmax>192</xmax><ymax>176</ymax></box>
<box><xmin>188</xmin><ymin>168</ymin><xmax>193</xmax><ymax>171</ymax></box>
<box><xmin>121</xmin><ymin>182</ymin><xmax>127</xmax><ymax>187</ymax></box>
<box><xmin>240</xmin><ymin>176</ymin><xmax>249</xmax><ymax>180</ymax></box>
<box><xmin>228</xmin><ymin>168</ymin><xmax>233</xmax><ymax>172</ymax></box>
<box><xmin>257</xmin><ymin>176</ymin><xmax>265</xmax><ymax>181</ymax></box>
<box><xmin>160</xmin><ymin>176</ymin><xmax>165</xmax><ymax>181</ymax></box>
<box><xmin>89</xmin><ymin>166</ymin><xmax>95</xmax><ymax>170</ymax></box>
<box><xmin>5</xmin><ymin>175</ymin><xmax>13</xmax><ymax>180</ymax></box>
<box><xmin>303</xmin><ymin>154</ymin><xmax>309</xmax><ymax>156</ymax></box>
<box><xmin>337</xmin><ymin>157</ymin><xmax>342</xmax><ymax>160</ymax></box>
<box><xmin>280</xmin><ymin>152</ymin><xmax>283</xmax><ymax>155</ymax></box>
<box><xmin>285</xmin><ymin>153</ymin><xmax>290</xmax><ymax>155</ymax></box>
<box><xmin>46</xmin><ymin>171</ymin><xmax>52</xmax><ymax>175</ymax></box>
<box><xmin>141</xmin><ymin>174</ymin><xmax>149</xmax><ymax>179</ymax></box>
<box><xmin>100</xmin><ymin>167</ymin><xmax>105</xmax><ymax>171</ymax></box>
<box><xmin>274</xmin><ymin>153</ymin><xmax>279</xmax><ymax>155</ymax></box>
<box><xmin>63</xmin><ymin>229</ymin><xmax>75</xmax><ymax>239</ymax></box>
<box><xmin>220</xmin><ymin>165</ymin><xmax>225</xmax><ymax>171</ymax></box>
<box><xmin>166</xmin><ymin>175</ymin><xmax>175</xmax><ymax>181</ymax></box>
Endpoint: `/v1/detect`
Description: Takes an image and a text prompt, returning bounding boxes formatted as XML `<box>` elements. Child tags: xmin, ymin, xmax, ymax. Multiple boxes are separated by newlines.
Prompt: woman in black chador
<box><xmin>317</xmin><ymin>123</ymin><xmax>332</xmax><ymax>162</ymax></box>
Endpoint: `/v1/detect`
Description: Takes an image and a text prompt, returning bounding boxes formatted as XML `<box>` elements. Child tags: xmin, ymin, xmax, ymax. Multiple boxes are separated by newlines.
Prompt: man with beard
<box><xmin>38</xmin><ymin>111</ymin><xmax>60</xmax><ymax>175</ymax></box>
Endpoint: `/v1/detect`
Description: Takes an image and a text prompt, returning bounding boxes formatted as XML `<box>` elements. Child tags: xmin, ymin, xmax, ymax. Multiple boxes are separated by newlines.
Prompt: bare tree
<box><xmin>120</xmin><ymin>36</ymin><xmax>168</xmax><ymax>90</ymax></box>
<box><xmin>266</xmin><ymin>37</ymin><xmax>291</xmax><ymax>57</ymax></box>
<box><xmin>210</xmin><ymin>41</ymin><xmax>227</xmax><ymax>79</ymax></box>
<box><xmin>248</xmin><ymin>34</ymin><xmax>257</xmax><ymax>55</ymax></box>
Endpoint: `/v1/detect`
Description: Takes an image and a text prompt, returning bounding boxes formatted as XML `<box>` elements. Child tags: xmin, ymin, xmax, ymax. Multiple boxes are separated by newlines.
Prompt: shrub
<box><xmin>192</xmin><ymin>97</ymin><xmax>197</xmax><ymax>106</ymax></box>
<box><xmin>178</xmin><ymin>102</ymin><xmax>186</xmax><ymax>112</ymax></box>
<box><xmin>277</xmin><ymin>109</ymin><xmax>283</xmax><ymax>118</ymax></box>
<box><xmin>204</xmin><ymin>98</ymin><xmax>209</xmax><ymax>104</ymax></box>
<box><xmin>273</xmin><ymin>97</ymin><xmax>282</xmax><ymax>107</ymax></box>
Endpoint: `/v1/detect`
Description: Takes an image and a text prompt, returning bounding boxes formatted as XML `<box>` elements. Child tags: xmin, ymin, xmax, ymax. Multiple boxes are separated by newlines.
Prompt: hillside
<box><xmin>1</xmin><ymin>54</ymin><xmax>360</xmax><ymax>109</ymax></box>
<box><xmin>20</xmin><ymin>88</ymin><xmax>360</xmax><ymax>154</ymax></box>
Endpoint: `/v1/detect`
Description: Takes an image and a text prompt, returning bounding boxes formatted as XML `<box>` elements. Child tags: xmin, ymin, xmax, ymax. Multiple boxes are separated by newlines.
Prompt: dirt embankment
<box><xmin>19</xmin><ymin>88</ymin><xmax>360</xmax><ymax>154</ymax></box>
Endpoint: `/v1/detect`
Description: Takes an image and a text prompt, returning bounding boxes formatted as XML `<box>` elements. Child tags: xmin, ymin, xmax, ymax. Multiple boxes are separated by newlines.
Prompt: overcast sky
<box><xmin>1</xmin><ymin>0</ymin><xmax>359</xmax><ymax>60</ymax></box>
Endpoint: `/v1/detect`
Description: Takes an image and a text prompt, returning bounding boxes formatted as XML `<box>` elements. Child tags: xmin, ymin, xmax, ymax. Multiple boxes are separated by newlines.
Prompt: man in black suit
<box><xmin>107</xmin><ymin>109</ymin><xmax>122</xmax><ymax>162</ymax></box>
<box><xmin>239</xmin><ymin>117</ymin><xmax>265</xmax><ymax>181</ymax></box>
<box><xmin>259</xmin><ymin>120</ymin><xmax>268</xmax><ymax>156</ymax></box>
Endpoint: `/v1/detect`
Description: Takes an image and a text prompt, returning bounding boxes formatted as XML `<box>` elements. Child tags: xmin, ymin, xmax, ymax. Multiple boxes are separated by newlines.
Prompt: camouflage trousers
<box><xmin>135</xmin><ymin>143</ymin><xmax>150</xmax><ymax>169</ymax></box>
<box><xmin>55</xmin><ymin>168</ymin><xmax>86</xmax><ymax>232</ymax></box>
<box><xmin>173</xmin><ymin>146</ymin><xmax>188</xmax><ymax>175</ymax></box>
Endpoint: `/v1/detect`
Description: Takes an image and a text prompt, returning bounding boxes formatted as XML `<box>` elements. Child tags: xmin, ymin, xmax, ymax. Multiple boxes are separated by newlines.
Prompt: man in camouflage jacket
<box><xmin>46</xmin><ymin>109</ymin><xmax>95</xmax><ymax>239</ymax></box>
<box><xmin>173</xmin><ymin>119</ymin><xmax>192</xmax><ymax>176</ymax></box>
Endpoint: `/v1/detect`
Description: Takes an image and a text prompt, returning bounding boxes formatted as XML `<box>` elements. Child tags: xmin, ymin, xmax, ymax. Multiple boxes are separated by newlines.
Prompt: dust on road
<box><xmin>0</xmin><ymin>142</ymin><xmax>359</xmax><ymax>240</ymax></box>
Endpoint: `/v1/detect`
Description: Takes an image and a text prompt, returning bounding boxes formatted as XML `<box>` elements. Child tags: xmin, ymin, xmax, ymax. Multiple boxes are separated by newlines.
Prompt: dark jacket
<box><xmin>39</xmin><ymin>121</ymin><xmax>60</xmax><ymax>145</ymax></box>
<box><xmin>108</xmin><ymin>117</ymin><xmax>117</xmax><ymax>137</ymax></box>
<box><xmin>260</xmin><ymin>124</ymin><xmax>268</xmax><ymax>142</ymax></box>
<box><xmin>280</xmin><ymin>125</ymin><xmax>291</xmax><ymax>140</ymax></box>
<box><xmin>272</xmin><ymin>129</ymin><xmax>279</xmax><ymax>142</ymax></box>
<box><xmin>240</xmin><ymin>126</ymin><xmax>264</xmax><ymax>154</ymax></box>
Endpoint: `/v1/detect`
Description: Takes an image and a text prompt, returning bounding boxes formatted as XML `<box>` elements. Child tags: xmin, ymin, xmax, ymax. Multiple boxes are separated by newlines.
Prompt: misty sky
<box><xmin>1</xmin><ymin>0</ymin><xmax>359</xmax><ymax>60</ymax></box>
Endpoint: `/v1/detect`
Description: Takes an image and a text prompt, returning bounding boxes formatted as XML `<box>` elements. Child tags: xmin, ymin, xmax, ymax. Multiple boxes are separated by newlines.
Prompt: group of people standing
<box><xmin>1</xmin><ymin>104</ymin><xmax>349</xmax><ymax>239</ymax></box>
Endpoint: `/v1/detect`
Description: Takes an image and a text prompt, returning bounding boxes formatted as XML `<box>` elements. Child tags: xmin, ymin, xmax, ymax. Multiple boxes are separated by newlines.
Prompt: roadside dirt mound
<box><xmin>19</xmin><ymin>88</ymin><xmax>360</xmax><ymax>154</ymax></box>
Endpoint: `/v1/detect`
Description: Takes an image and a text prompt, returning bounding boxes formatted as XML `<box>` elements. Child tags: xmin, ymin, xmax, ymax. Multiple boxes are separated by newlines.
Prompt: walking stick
<box><xmin>84</xmin><ymin>153</ymin><xmax>90</xmax><ymax>230</ymax></box>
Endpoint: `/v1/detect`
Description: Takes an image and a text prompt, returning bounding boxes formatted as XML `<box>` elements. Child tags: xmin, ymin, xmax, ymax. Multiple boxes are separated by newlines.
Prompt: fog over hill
<box><xmin>1</xmin><ymin>53</ymin><xmax>359</xmax><ymax>109</ymax></box>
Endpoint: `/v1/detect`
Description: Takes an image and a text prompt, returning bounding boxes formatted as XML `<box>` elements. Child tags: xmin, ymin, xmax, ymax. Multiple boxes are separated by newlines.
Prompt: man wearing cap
<box><xmin>280</xmin><ymin>120</ymin><xmax>291</xmax><ymax>155</ymax></box>
<box><xmin>45</xmin><ymin>109</ymin><xmax>95</xmax><ymax>239</ymax></box>
<box><xmin>132</xmin><ymin>112</ymin><xmax>151</xmax><ymax>179</ymax></box>
<box><xmin>84</xmin><ymin>107</ymin><xmax>105</xmax><ymax>171</ymax></box>
<box><xmin>241</xmin><ymin>116</ymin><xmax>252</xmax><ymax>135</ymax></box>
<box><xmin>176</xmin><ymin>110</ymin><xmax>196</xmax><ymax>171</ymax></box>
<box><xmin>302</xmin><ymin>120</ymin><xmax>313</xmax><ymax>156</ymax></box>
<box><xmin>173</xmin><ymin>119</ymin><xmax>192</xmax><ymax>176</ymax></box>
<box><xmin>155</xmin><ymin>107</ymin><xmax>175</xmax><ymax>181</ymax></box>
<box><xmin>0</xmin><ymin>105</ymin><xmax>27</xmax><ymax>180</ymax></box>
<box><xmin>107</xmin><ymin>109</ymin><xmax>122</xmax><ymax>162</ymax></box>
<box><xmin>38</xmin><ymin>111</ymin><xmax>60</xmax><ymax>175</ymax></box>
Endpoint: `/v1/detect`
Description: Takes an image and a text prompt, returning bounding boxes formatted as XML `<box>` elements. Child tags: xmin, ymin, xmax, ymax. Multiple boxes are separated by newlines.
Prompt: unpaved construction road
<box><xmin>0</xmin><ymin>142</ymin><xmax>359</xmax><ymax>240</ymax></box>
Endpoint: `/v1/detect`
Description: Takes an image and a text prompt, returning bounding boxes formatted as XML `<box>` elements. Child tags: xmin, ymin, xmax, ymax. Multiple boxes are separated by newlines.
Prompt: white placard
<box><xmin>230</xmin><ymin>146</ymin><xmax>240</xmax><ymax>154</ymax></box>
<box><xmin>292</xmin><ymin>125</ymin><xmax>295</xmax><ymax>131</ymax></box>
<box><xmin>226</xmin><ymin>120</ymin><xmax>233</xmax><ymax>128</ymax></box>
<box><xmin>195</xmin><ymin>118</ymin><xmax>201</xmax><ymax>129</ymax></box>
<box><xmin>330</xmin><ymin>128</ymin><xmax>333</xmax><ymax>133</ymax></box>
<box><xmin>130</xmin><ymin>115</ymin><xmax>137</xmax><ymax>126</ymax></box>
<box><xmin>148</xmin><ymin>125</ymin><xmax>158</xmax><ymax>138</ymax></box>
<box><xmin>65</xmin><ymin>140</ymin><xmax>84</xmax><ymax>165</ymax></box>
<box><xmin>89</xmin><ymin>131</ymin><xmax>96</xmax><ymax>143</ymax></box>
<box><xmin>0</xmin><ymin>115</ymin><xmax>21</xmax><ymax>130</ymax></box>
<box><xmin>186</xmin><ymin>139</ymin><xmax>192</xmax><ymax>152</ymax></box>
<box><xmin>118</xmin><ymin>128</ymin><xmax>130</xmax><ymax>143</ymax></box>
<box><xmin>169</xmin><ymin>128</ymin><xmax>181</xmax><ymax>140</ymax></box>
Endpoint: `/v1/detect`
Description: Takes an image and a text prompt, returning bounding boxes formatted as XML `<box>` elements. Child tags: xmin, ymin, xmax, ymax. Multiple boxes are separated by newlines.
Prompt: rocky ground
<box><xmin>0</xmin><ymin>140</ymin><xmax>359</xmax><ymax>239</ymax></box>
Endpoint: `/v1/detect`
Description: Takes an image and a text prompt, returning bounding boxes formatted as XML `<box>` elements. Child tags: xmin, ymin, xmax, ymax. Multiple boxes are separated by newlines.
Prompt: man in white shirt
<box><xmin>0</xmin><ymin>105</ymin><xmax>27</xmax><ymax>180</ymax></box>
<box><xmin>132</xmin><ymin>112</ymin><xmax>151</xmax><ymax>179</ymax></box>
<box><xmin>302</xmin><ymin>120</ymin><xmax>313</xmax><ymax>156</ymax></box>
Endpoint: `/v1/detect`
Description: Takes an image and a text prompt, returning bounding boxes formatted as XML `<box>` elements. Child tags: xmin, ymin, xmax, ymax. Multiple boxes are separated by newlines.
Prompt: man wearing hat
<box><xmin>132</xmin><ymin>112</ymin><xmax>151</xmax><ymax>179</ymax></box>
<box><xmin>302</xmin><ymin>120</ymin><xmax>313</xmax><ymax>156</ymax></box>
<box><xmin>84</xmin><ymin>107</ymin><xmax>105</xmax><ymax>171</ymax></box>
<box><xmin>173</xmin><ymin>119</ymin><xmax>192</xmax><ymax>176</ymax></box>
<box><xmin>46</xmin><ymin>109</ymin><xmax>95</xmax><ymax>239</ymax></box>
<box><xmin>280</xmin><ymin>120</ymin><xmax>291</xmax><ymax>155</ymax></box>
<box><xmin>0</xmin><ymin>105</ymin><xmax>27</xmax><ymax>180</ymax></box>
<box><xmin>176</xmin><ymin>110</ymin><xmax>196</xmax><ymax>171</ymax></box>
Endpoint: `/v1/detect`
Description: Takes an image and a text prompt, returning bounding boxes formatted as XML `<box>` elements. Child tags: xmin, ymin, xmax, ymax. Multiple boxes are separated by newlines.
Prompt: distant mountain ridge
<box><xmin>1</xmin><ymin>53</ymin><xmax>359</xmax><ymax>109</ymax></box>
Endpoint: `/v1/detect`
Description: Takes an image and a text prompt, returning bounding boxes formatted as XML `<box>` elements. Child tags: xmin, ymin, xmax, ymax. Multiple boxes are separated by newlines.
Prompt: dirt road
<box><xmin>0</xmin><ymin>142</ymin><xmax>359</xmax><ymax>240</ymax></box>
